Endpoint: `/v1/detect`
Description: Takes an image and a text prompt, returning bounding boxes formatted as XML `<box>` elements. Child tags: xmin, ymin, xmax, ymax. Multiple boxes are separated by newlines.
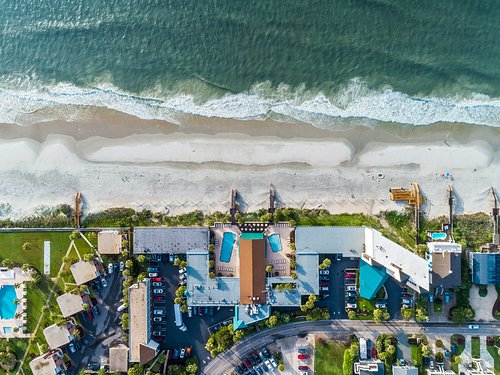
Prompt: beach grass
<box><xmin>315</xmin><ymin>338</ymin><xmax>346</xmax><ymax>375</ymax></box>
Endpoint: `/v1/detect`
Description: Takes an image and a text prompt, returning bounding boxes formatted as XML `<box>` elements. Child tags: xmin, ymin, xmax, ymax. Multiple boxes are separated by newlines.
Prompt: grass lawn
<box><xmin>451</xmin><ymin>334</ymin><xmax>465</xmax><ymax>355</ymax></box>
<box><xmin>486</xmin><ymin>343</ymin><xmax>500</xmax><ymax>375</ymax></box>
<box><xmin>0</xmin><ymin>231</ymin><xmax>95</xmax><ymax>276</ymax></box>
<box><xmin>433</xmin><ymin>298</ymin><xmax>442</xmax><ymax>313</ymax></box>
<box><xmin>471</xmin><ymin>337</ymin><xmax>480</xmax><ymax>359</ymax></box>
<box><xmin>411</xmin><ymin>343</ymin><xmax>423</xmax><ymax>366</ymax></box>
<box><xmin>353</xmin><ymin>297</ymin><xmax>375</xmax><ymax>319</ymax></box>
<box><xmin>315</xmin><ymin>338</ymin><xmax>347</xmax><ymax>375</ymax></box>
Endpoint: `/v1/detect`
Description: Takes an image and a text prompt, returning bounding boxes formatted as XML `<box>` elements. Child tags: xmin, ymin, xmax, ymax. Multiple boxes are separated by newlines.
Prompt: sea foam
<box><xmin>0</xmin><ymin>79</ymin><xmax>499</xmax><ymax>127</ymax></box>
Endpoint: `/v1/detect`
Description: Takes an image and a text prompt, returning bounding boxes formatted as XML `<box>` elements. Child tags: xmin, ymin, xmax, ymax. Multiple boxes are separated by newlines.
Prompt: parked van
<box><xmin>117</xmin><ymin>304</ymin><xmax>127</xmax><ymax>312</ymax></box>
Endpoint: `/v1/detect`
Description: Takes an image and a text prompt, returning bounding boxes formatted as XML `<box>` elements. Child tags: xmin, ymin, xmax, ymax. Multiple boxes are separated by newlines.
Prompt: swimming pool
<box><xmin>268</xmin><ymin>234</ymin><xmax>282</xmax><ymax>252</ymax></box>
<box><xmin>3</xmin><ymin>327</ymin><xmax>12</xmax><ymax>334</ymax></box>
<box><xmin>431</xmin><ymin>232</ymin><xmax>447</xmax><ymax>241</ymax></box>
<box><xmin>220</xmin><ymin>232</ymin><xmax>236</xmax><ymax>263</ymax></box>
<box><xmin>0</xmin><ymin>285</ymin><xmax>17</xmax><ymax>319</ymax></box>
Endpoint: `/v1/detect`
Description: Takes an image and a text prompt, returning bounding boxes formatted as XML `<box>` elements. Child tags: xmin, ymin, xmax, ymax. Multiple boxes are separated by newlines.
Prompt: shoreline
<box><xmin>0</xmin><ymin>108</ymin><xmax>498</xmax><ymax>219</ymax></box>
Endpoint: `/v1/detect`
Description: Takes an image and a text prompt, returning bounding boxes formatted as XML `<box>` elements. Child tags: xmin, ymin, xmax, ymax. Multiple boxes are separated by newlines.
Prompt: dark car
<box><xmin>319</xmin><ymin>275</ymin><xmax>329</xmax><ymax>281</ymax></box>
<box><xmin>244</xmin><ymin>358</ymin><xmax>252</xmax><ymax>370</ymax></box>
<box><xmin>87</xmin><ymin>363</ymin><xmax>100</xmax><ymax>371</ymax></box>
<box><xmin>298</xmin><ymin>366</ymin><xmax>309</xmax><ymax>370</ymax></box>
<box><xmin>262</xmin><ymin>348</ymin><xmax>271</xmax><ymax>359</ymax></box>
<box><xmin>173</xmin><ymin>349</ymin><xmax>180</xmax><ymax>359</ymax></box>
<box><xmin>235</xmin><ymin>365</ymin><xmax>244</xmax><ymax>375</ymax></box>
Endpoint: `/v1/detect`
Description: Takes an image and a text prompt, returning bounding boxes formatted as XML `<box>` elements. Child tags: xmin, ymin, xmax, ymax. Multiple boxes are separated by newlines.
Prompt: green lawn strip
<box><xmin>0</xmin><ymin>232</ymin><xmax>76</xmax><ymax>276</ymax></box>
<box><xmin>486</xmin><ymin>344</ymin><xmax>500</xmax><ymax>375</ymax></box>
<box><xmin>471</xmin><ymin>337</ymin><xmax>480</xmax><ymax>359</ymax></box>
<box><xmin>451</xmin><ymin>335</ymin><xmax>465</xmax><ymax>355</ymax></box>
<box><xmin>315</xmin><ymin>338</ymin><xmax>346</xmax><ymax>375</ymax></box>
<box><xmin>354</xmin><ymin>297</ymin><xmax>375</xmax><ymax>320</ymax></box>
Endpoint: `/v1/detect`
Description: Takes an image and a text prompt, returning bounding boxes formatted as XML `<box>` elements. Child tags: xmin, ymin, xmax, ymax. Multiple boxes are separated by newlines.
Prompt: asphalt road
<box><xmin>201</xmin><ymin>320</ymin><xmax>500</xmax><ymax>375</ymax></box>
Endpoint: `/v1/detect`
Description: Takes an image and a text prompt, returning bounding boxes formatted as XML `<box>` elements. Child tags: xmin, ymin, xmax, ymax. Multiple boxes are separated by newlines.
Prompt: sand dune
<box><xmin>0</xmin><ymin>111</ymin><xmax>498</xmax><ymax>219</ymax></box>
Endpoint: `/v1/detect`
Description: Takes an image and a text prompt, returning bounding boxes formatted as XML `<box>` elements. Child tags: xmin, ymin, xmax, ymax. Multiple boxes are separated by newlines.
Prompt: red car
<box><xmin>345</xmin><ymin>273</ymin><xmax>356</xmax><ymax>278</ymax></box>
<box><xmin>298</xmin><ymin>365</ymin><xmax>309</xmax><ymax>370</ymax></box>
<box><xmin>151</xmin><ymin>277</ymin><xmax>163</xmax><ymax>282</ymax></box>
<box><xmin>371</xmin><ymin>347</ymin><xmax>377</xmax><ymax>359</ymax></box>
<box><xmin>298</xmin><ymin>354</ymin><xmax>309</xmax><ymax>360</ymax></box>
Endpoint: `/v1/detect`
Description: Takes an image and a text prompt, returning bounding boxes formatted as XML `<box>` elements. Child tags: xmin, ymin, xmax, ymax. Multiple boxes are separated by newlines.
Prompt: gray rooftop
<box><xmin>186</xmin><ymin>251</ymin><xmax>240</xmax><ymax>306</ymax></box>
<box><xmin>430</xmin><ymin>252</ymin><xmax>461</xmax><ymax>288</ymax></box>
<box><xmin>296</xmin><ymin>253</ymin><xmax>320</xmax><ymax>295</ymax></box>
<box><xmin>296</xmin><ymin>226</ymin><xmax>365</xmax><ymax>256</ymax></box>
<box><xmin>133</xmin><ymin>227</ymin><xmax>209</xmax><ymax>254</ymax></box>
<box><xmin>393</xmin><ymin>366</ymin><xmax>418</xmax><ymax>375</ymax></box>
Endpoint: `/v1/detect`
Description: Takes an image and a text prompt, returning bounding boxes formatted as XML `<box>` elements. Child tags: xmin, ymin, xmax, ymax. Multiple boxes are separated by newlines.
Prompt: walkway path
<box><xmin>201</xmin><ymin>320</ymin><xmax>500</xmax><ymax>375</ymax></box>
<box><xmin>469</xmin><ymin>285</ymin><xmax>497</xmax><ymax>321</ymax></box>
<box><xmin>16</xmin><ymin>240</ymin><xmax>75</xmax><ymax>374</ymax></box>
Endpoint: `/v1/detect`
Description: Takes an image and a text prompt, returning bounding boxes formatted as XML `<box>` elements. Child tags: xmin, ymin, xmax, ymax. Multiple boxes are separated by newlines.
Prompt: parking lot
<box><xmin>70</xmin><ymin>262</ymin><xmax>126</xmax><ymax>372</ymax></box>
<box><xmin>147</xmin><ymin>255</ymin><xmax>234</xmax><ymax>367</ymax></box>
<box><xmin>317</xmin><ymin>256</ymin><xmax>404</xmax><ymax>319</ymax></box>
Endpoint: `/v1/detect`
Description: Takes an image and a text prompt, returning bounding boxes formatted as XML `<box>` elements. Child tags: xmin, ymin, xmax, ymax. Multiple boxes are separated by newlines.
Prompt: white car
<box><xmin>319</xmin><ymin>269</ymin><xmax>329</xmax><ymax>275</ymax></box>
<box><xmin>269</xmin><ymin>358</ymin><xmax>278</xmax><ymax>368</ymax></box>
<box><xmin>169</xmin><ymin>253</ymin><xmax>174</xmax><ymax>262</ymax></box>
<box><xmin>152</xmin><ymin>282</ymin><xmax>163</xmax><ymax>287</ymax></box>
<box><xmin>468</xmin><ymin>324</ymin><xmax>479</xmax><ymax>329</ymax></box>
<box><xmin>153</xmin><ymin>289</ymin><xmax>164</xmax><ymax>294</ymax></box>
<box><xmin>119</xmin><ymin>261</ymin><xmax>124</xmax><ymax>271</ymax></box>
<box><xmin>188</xmin><ymin>306</ymin><xmax>192</xmax><ymax>317</ymax></box>
<box><xmin>153</xmin><ymin>310</ymin><xmax>165</xmax><ymax>315</ymax></box>
<box><xmin>153</xmin><ymin>317</ymin><xmax>163</xmax><ymax>322</ymax></box>
<box><xmin>148</xmin><ymin>272</ymin><xmax>158</xmax><ymax>277</ymax></box>
<box><xmin>345</xmin><ymin>285</ymin><xmax>356</xmax><ymax>292</ymax></box>
<box><xmin>346</xmin><ymin>303</ymin><xmax>357</xmax><ymax>309</ymax></box>
<box><xmin>179</xmin><ymin>274</ymin><xmax>186</xmax><ymax>281</ymax></box>
<box><xmin>179</xmin><ymin>268</ymin><xmax>186</xmax><ymax>274</ymax></box>
<box><xmin>320</xmin><ymin>286</ymin><xmax>329</xmax><ymax>291</ymax></box>
<box><xmin>108</xmin><ymin>263</ymin><xmax>113</xmax><ymax>274</ymax></box>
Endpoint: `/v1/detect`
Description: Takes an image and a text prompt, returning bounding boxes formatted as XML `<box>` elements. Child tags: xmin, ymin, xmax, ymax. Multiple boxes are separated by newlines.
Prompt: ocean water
<box><xmin>0</xmin><ymin>0</ymin><xmax>500</xmax><ymax>127</ymax></box>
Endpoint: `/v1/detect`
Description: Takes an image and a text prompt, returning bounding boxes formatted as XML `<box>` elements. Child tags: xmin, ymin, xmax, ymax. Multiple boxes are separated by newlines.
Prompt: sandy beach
<box><xmin>0</xmin><ymin>110</ymin><xmax>498</xmax><ymax>219</ymax></box>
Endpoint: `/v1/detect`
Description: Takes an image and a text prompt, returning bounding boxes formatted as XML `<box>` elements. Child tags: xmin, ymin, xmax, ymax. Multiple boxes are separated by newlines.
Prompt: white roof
<box><xmin>29</xmin><ymin>352</ymin><xmax>61</xmax><ymax>375</ymax></box>
<box><xmin>427</xmin><ymin>242</ymin><xmax>462</xmax><ymax>253</ymax></box>
<box><xmin>296</xmin><ymin>226</ymin><xmax>366</xmax><ymax>256</ymax></box>
<box><xmin>43</xmin><ymin>324</ymin><xmax>73</xmax><ymax>349</ymax></box>
<box><xmin>98</xmin><ymin>231</ymin><xmax>123</xmax><ymax>254</ymax></box>
<box><xmin>133</xmin><ymin>227</ymin><xmax>209</xmax><ymax>254</ymax></box>
<box><xmin>364</xmin><ymin>229</ymin><xmax>430</xmax><ymax>292</ymax></box>
<box><xmin>56</xmin><ymin>293</ymin><xmax>84</xmax><ymax>317</ymax></box>
<box><xmin>70</xmin><ymin>260</ymin><xmax>99</xmax><ymax>285</ymax></box>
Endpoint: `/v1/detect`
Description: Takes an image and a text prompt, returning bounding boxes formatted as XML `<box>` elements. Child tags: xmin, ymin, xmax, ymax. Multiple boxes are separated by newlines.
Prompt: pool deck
<box><xmin>213</xmin><ymin>224</ymin><xmax>241</xmax><ymax>277</ymax></box>
<box><xmin>0</xmin><ymin>267</ymin><xmax>32</xmax><ymax>338</ymax></box>
<box><xmin>264</xmin><ymin>225</ymin><xmax>294</xmax><ymax>277</ymax></box>
<box><xmin>212</xmin><ymin>223</ymin><xmax>295</xmax><ymax>278</ymax></box>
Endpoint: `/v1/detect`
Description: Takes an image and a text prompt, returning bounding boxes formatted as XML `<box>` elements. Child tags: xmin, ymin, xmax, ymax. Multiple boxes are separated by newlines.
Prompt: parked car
<box><xmin>180</xmin><ymin>274</ymin><xmax>187</xmax><ymax>280</ymax></box>
<box><xmin>429</xmin><ymin>360</ymin><xmax>435</xmax><ymax>369</ymax></box>
<box><xmin>401</xmin><ymin>298</ymin><xmax>413</xmax><ymax>305</ymax></box>
<box><xmin>375</xmin><ymin>300</ymin><xmax>386</xmax><ymax>308</ymax></box>
<box><xmin>100</xmin><ymin>277</ymin><xmax>107</xmax><ymax>288</ymax></box>
<box><xmin>147</xmin><ymin>267</ymin><xmax>159</xmax><ymax>272</ymax></box>
<box><xmin>153</xmin><ymin>317</ymin><xmax>163</xmax><ymax>322</ymax></box>
<box><xmin>346</xmin><ymin>303</ymin><xmax>357</xmax><ymax>309</ymax></box>
<box><xmin>68</xmin><ymin>342</ymin><xmax>76</xmax><ymax>353</ymax></box>
<box><xmin>119</xmin><ymin>261</ymin><xmax>124</xmax><ymax>271</ymax></box>
<box><xmin>153</xmin><ymin>289</ymin><xmax>164</xmax><ymax>294</ymax></box>
<box><xmin>148</xmin><ymin>272</ymin><xmax>159</xmax><ymax>278</ymax></box>
<box><xmin>87</xmin><ymin>363</ymin><xmax>100</xmax><ymax>371</ymax></box>
<box><xmin>153</xmin><ymin>310</ymin><xmax>165</xmax><ymax>315</ymax></box>
<box><xmin>186</xmin><ymin>347</ymin><xmax>191</xmax><ymax>357</ymax></box>
<box><xmin>180</xmin><ymin>348</ymin><xmax>186</xmax><ymax>358</ymax></box>
<box><xmin>298</xmin><ymin>366</ymin><xmax>309</xmax><ymax>370</ymax></box>
<box><xmin>92</xmin><ymin>306</ymin><xmax>100</xmax><ymax>315</ymax></box>
<box><xmin>345</xmin><ymin>278</ymin><xmax>356</xmax><ymax>285</ymax></box>
<box><xmin>173</xmin><ymin>349</ymin><xmax>180</xmax><ymax>359</ymax></box>
<box><xmin>153</xmin><ymin>331</ymin><xmax>165</xmax><ymax>336</ymax></box>
<box><xmin>444</xmin><ymin>291</ymin><xmax>450</xmax><ymax>303</ymax></box>
<box><xmin>345</xmin><ymin>285</ymin><xmax>356</xmax><ymax>292</ymax></box>
<box><xmin>345</xmin><ymin>292</ymin><xmax>357</xmax><ymax>298</ymax></box>
<box><xmin>336</xmin><ymin>254</ymin><xmax>342</xmax><ymax>261</ymax></box>
<box><xmin>319</xmin><ymin>269</ymin><xmax>329</xmax><ymax>275</ymax></box>
<box><xmin>179</xmin><ymin>268</ymin><xmax>186</xmax><ymax>274</ymax></box>
<box><xmin>152</xmin><ymin>282</ymin><xmax>163</xmax><ymax>287</ymax></box>
<box><xmin>320</xmin><ymin>286</ymin><xmax>329</xmax><ymax>292</ymax></box>
<box><xmin>401</xmin><ymin>293</ymin><xmax>411</xmax><ymax>299</ymax></box>
<box><xmin>108</xmin><ymin>263</ymin><xmax>114</xmax><ymax>274</ymax></box>
<box><xmin>298</xmin><ymin>348</ymin><xmax>308</xmax><ymax>354</ymax></box>
<box><xmin>151</xmin><ymin>277</ymin><xmax>163</xmax><ymax>282</ymax></box>
<box><xmin>371</xmin><ymin>347</ymin><xmax>377</xmax><ymax>359</ymax></box>
<box><xmin>178</xmin><ymin>281</ymin><xmax>186</xmax><ymax>286</ymax></box>
<box><xmin>188</xmin><ymin>306</ymin><xmax>193</xmax><ymax>317</ymax></box>
<box><xmin>269</xmin><ymin>357</ymin><xmax>278</xmax><ymax>368</ymax></box>
<box><xmin>262</xmin><ymin>348</ymin><xmax>271</xmax><ymax>359</ymax></box>
<box><xmin>429</xmin><ymin>294</ymin><xmax>435</xmax><ymax>303</ymax></box>
<box><xmin>320</xmin><ymin>281</ymin><xmax>329</xmax><ymax>286</ymax></box>
<box><xmin>319</xmin><ymin>275</ymin><xmax>329</xmax><ymax>281</ymax></box>
<box><xmin>243</xmin><ymin>359</ymin><xmax>252</xmax><ymax>370</ymax></box>
<box><xmin>468</xmin><ymin>324</ymin><xmax>479</xmax><ymax>329</ymax></box>
<box><xmin>345</xmin><ymin>273</ymin><xmax>356</xmax><ymax>278</ymax></box>
<box><xmin>298</xmin><ymin>354</ymin><xmax>309</xmax><ymax>360</ymax></box>
<box><xmin>169</xmin><ymin>253</ymin><xmax>174</xmax><ymax>262</ymax></box>
<box><xmin>154</xmin><ymin>296</ymin><xmax>165</xmax><ymax>301</ymax></box>
<box><xmin>235</xmin><ymin>365</ymin><xmax>244</xmax><ymax>375</ymax></box>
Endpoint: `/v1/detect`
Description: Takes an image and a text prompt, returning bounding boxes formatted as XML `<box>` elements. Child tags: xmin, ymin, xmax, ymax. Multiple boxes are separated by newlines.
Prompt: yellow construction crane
<box><xmin>389</xmin><ymin>183</ymin><xmax>425</xmax><ymax>244</ymax></box>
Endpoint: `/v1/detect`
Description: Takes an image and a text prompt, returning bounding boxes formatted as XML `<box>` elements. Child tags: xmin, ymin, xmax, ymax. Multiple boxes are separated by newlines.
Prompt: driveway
<box><xmin>318</xmin><ymin>257</ymin><xmax>359</xmax><ymax>319</ymax></box>
<box><xmin>469</xmin><ymin>285</ymin><xmax>497</xmax><ymax>321</ymax></box>
<box><xmin>72</xmin><ymin>268</ymin><xmax>125</xmax><ymax>372</ymax></box>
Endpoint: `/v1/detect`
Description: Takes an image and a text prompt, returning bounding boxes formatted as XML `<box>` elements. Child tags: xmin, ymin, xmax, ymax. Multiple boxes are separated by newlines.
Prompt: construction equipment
<box><xmin>492</xmin><ymin>187</ymin><xmax>499</xmax><ymax>245</ymax></box>
<box><xmin>389</xmin><ymin>183</ymin><xmax>424</xmax><ymax>207</ymax></box>
<box><xmin>389</xmin><ymin>183</ymin><xmax>424</xmax><ymax>244</ymax></box>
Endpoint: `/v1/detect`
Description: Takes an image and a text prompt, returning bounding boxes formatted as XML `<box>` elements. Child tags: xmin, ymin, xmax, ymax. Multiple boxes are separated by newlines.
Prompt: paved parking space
<box><xmin>318</xmin><ymin>257</ymin><xmax>359</xmax><ymax>318</ymax></box>
<box><xmin>152</xmin><ymin>256</ymin><xmax>234</xmax><ymax>366</ymax></box>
